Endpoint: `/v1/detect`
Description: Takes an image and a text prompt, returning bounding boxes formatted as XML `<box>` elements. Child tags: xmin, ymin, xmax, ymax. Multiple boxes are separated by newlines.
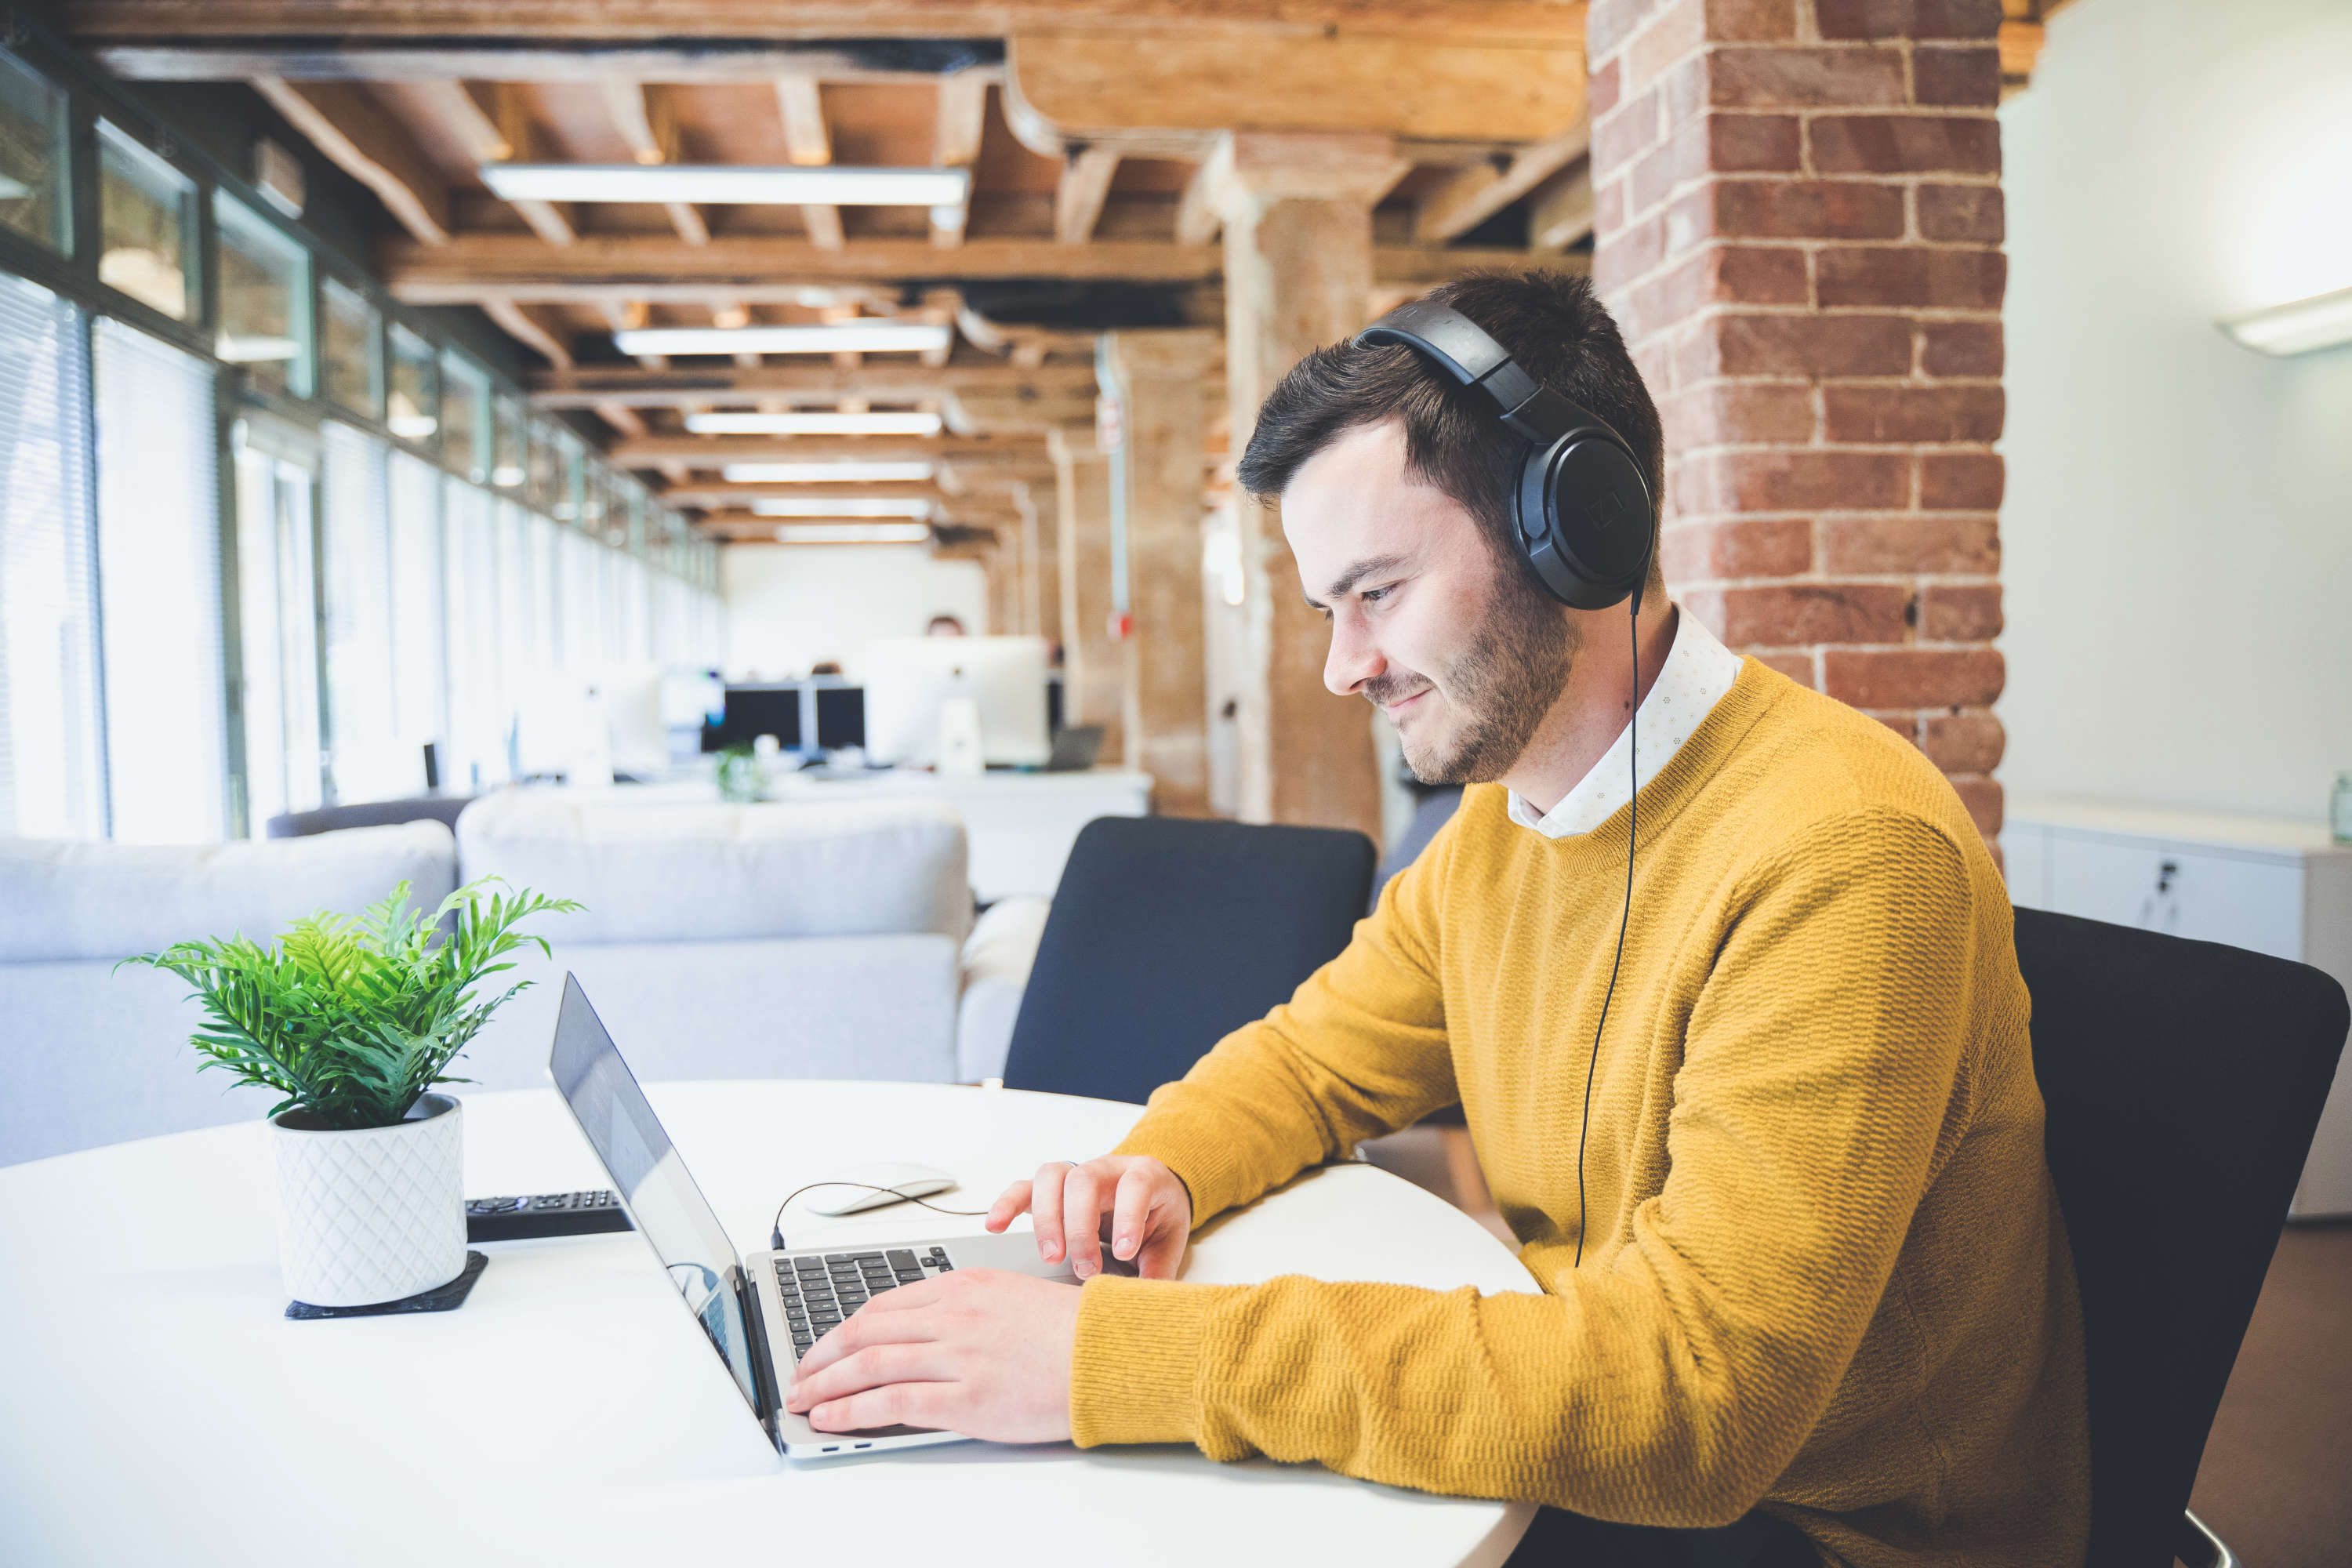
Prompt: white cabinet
<box><xmin>2002</xmin><ymin>795</ymin><xmax>2352</xmax><ymax>1218</ymax></box>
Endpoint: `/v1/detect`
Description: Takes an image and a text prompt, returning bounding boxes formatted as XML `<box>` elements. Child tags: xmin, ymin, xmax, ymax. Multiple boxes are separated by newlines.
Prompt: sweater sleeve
<box><xmin>1071</xmin><ymin>809</ymin><xmax>1980</xmax><ymax>1529</ymax></box>
<box><xmin>1104</xmin><ymin>802</ymin><xmax>1465</xmax><ymax>1226</ymax></box>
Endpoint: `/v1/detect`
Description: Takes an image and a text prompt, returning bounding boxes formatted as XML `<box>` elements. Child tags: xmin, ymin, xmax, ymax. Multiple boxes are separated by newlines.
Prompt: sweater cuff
<box><xmin>1068</xmin><ymin>1275</ymin><xmax>1225</xmax><ymax>1447</ymax></box>
<box><xmin>1111</xmin><ymin>1115</ymin><xmax>1258</xmax><ymax>1225</ymax></box>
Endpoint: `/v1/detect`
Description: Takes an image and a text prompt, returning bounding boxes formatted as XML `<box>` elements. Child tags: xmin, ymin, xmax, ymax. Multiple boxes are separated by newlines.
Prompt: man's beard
<box><xmin>1368</xmin><ymin>556</ymin><xmax>1577</xmax><ymax>786</ymax></box>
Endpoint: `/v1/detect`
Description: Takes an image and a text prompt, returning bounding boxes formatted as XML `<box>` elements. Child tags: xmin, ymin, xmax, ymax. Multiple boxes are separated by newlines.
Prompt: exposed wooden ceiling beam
<box><xmin>772</xmin><ymin>76</ymin><xmax>845</xmax><ymax>251</ymax></box>
<box><xmin>600</xmin><ymin>81</ymin><xmax>708</xmax><ymax>245</ymax></box>
<box><xmin>660</xmin><ymin>481</ymin><xmax>969</xmax><ymax>505</ymax></box>
<box><xmin>1414</xmin><ymin>124</ymin><xmax>1589</xmax><ymax>243</ymax></box>
<box><xmin>1173</xmin><ymin>160</ymin><xmax>1219</xmax><ymax>245</ymax></box>
<box><xmin>531</xmin><ymin>361</ymin><xmax>1097</xmax><ymax>408</ymax></box>
<box><xmin>481</xmin><ymin>299</ymin><xmax>572</xmax><ymax>367</ymax></box>
<box><xmin>382</xmin><ymin>234</ymin><xmax>1555</xmax><ymax>300</ymax></box>
<box><xmin>1054</xmin><ymin>146</ymin><xmax>1120</xmax><ymax>246</ymax></box>
<box><xmin>609</xmin><ymin>434</ymin><xmax>1042</xmax><ymax>468</ymax></box>
<box><xmin>931</xmin><ymin>69</ymin><xmax>991</xmax><ymax>249</ymax></box>
<box><xmin>247</xmin><ymin>76</ymin><xmax>450</xmax><ymax>244</ymax></box>
<box><xmin>593</xmin><ymin>401</ymin><xmax>648</xmax><ymax>437</ymax></box>
<box><xmin>71</xmin><ymin>5</ymin><xmax>1584</xmax><ymax>52</ymax></box>
<box><xmin>490</xmin><ymin>84</ymin><xmax>576</xmax><ymax>245</ymax></box>
<box><xmin>85</xmin><ymin>37</ymin><xmax>1006</xmax><ymax>83</ymax></box>
<box><xmin>408</xmin><ymin>78</ymin><xmax>506</xmax><ymax>158</ymax></box>
<box><xmin>1527</xmin><ymin>159</ymin><xmax>1594</xmax><ymax>252</ymax></box>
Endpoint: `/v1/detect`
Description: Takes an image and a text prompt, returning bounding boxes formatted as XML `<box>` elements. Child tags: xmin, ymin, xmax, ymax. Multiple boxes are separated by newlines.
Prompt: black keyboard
<box><xmin>774</xmin><ymin>1247</ymin><xmax>952</xmax><ymax>1359</ymax></box>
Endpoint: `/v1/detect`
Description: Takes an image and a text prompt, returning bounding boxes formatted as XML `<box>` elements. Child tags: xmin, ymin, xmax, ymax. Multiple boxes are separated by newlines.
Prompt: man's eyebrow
<box><xmin>1302</xmin><ymin>553</ymin><xmax>1410</xmax><ymax>612</ymax></box>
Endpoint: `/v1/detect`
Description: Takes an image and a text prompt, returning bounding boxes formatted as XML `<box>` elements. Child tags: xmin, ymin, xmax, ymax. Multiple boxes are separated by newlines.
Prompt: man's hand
<box><xmin>784</xmin><ymin>1269</ymin><xmax>1080</xmax><ymax>1440</ymax></box>
<box><xmin>986</xmin><ymin>1155</ymin><xmax>1192</xmax><ymax>1279</ymax></box>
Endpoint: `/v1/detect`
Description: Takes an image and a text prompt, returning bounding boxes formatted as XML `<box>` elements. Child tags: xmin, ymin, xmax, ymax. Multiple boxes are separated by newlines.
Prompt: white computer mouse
<box><xmin>801</xmin><ymin>1161</ymin><xmax>961</xmax><ymax>1217</ymax></box>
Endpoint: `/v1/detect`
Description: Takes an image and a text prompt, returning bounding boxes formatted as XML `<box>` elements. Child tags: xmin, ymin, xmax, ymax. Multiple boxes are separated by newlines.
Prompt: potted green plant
<box><xmin>125</xmin><ymin>877</ymin><xmax>579</xmax><ymax>1307</ymax></box>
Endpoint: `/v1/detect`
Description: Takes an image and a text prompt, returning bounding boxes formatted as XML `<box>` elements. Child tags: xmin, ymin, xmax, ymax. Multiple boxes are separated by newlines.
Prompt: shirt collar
<box><xmin>1504</xmin><ymin>604</ymin><xmax>1744</xmax><ymax>840</ymax></box>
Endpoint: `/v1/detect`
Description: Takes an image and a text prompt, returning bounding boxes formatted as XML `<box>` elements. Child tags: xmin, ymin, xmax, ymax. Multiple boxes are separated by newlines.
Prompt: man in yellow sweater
<box><xmin>785</xmin><ymin>272</ymin><xmax>2090</xmax><ymax>1567</ymax></box>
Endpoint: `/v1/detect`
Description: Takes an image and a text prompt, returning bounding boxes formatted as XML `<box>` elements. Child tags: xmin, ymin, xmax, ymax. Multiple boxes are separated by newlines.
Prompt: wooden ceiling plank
<box><xmin>408</xmin><ymin>78</ymin><xmax>507</xmax><ymax>161</ymax></box>
<box><xmin>530</xmin><ymin>361</ymin><xmax>1099</xmax><ymax>408</ymax></box>
<box><xmin>593</xmin><ymin>401</ymin><xmax>649</xmax><ymax>437</ymax></box>
<box><xmin>771</xmin><ymin>75</ymin><xmax>846</xmax><ymax>252</ymax></box>
<box><xmin>1526</xmin><ymin>158</ymin><xmax>1594</xmax><ymax>252</ymax></box>
<box><xmin>481</xmin><ymin>298</ymin><xmax>572</xmax><ymax>366</ymax></box>
<box><xmin>597</xmin><ymin>80</ymin><xmax>710</xmax><ymax>246</ymax></box>
<box><xmin>1173</xmin><ymin>159</ymin><xmax>1219</xmax><ymax>245</ymax></box>
<box><xmin>1054</xmin><ymin>145</ymin><xmax>1120</xmax><ymax>246</ymax></box>
<box><xmin>931</xmin><ymin>69</ymin><xmax>990</xmax><ymax>249</ymax></box>
<box><xmin>609</xmin><ymin>434</ymin><xmax>1042</xmax><ymax>467</ymax></box>
<box><xmin>491</xmin><ymin>84</ymin><xmax>577</xmax><ymax>245</ymax></box>
<box><xmin>1415</xmin><ymin>124</ymin><xmax>1590</xmax><ymax>243</ymax></box>
<box><xmin>248</xmin><ymin>75</ymin><xmax>450</xmax><ymax>244</ymax></box>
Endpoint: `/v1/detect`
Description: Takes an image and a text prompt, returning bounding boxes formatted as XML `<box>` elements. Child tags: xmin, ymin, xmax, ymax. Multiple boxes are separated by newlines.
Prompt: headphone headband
<box><xmin>1352</xmin><ymin>299</ymin><xmax>1657</xmax><ymax>611</ymax></box>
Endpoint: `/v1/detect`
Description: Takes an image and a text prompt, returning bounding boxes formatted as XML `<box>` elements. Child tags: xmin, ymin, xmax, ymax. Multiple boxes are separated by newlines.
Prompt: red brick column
<box><xmin>1586</xmin><ymin>0</ymin><xmax>2009</xmax><ymax>842</ymax></box>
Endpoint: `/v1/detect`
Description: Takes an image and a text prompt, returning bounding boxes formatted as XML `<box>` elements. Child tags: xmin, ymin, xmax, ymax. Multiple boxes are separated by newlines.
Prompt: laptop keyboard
<box><xmin>775</xmin><ymin>1247</ymin><xmax>951</xmax><ymax>1359</ymax></box>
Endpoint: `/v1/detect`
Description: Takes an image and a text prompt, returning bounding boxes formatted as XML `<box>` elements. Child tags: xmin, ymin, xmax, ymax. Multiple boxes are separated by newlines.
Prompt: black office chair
<box><xmin>1001</xmin><ymin>815</ymin><xmax>1378</xmax><ymax>1105</ymax></box>
<box><xmin>265</xmin><ymin>795</ymin><xmax>475</xmax><ymax>838</ymax></box>
<box><xmin>2013</xmin><ymin>907</ymin><xmax>2348</xmax><ymax>1568</ymax></box>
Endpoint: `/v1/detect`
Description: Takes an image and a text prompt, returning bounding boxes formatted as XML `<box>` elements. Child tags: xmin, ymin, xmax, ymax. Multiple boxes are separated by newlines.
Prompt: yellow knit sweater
<box><xmin>1069</xmin><ymin>659</ymin><xmax>2090</xmax><ymax>1568</ymax></box>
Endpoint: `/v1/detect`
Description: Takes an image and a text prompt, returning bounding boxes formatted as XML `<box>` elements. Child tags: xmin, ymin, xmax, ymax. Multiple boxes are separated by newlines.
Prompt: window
<box><xmin>321</xmin><ymin>278</ymin><xmax>380</xmax><ymax>418</ymax></box>
<box><xmin>492</xmin><ymin>394</ymin><xmax>524</xmax><ymax>489</ymax></box>
<box><xmin>441</xmin><ymin>479</ymin><xmax>502</xmax><ymax>788</ymax></box>
<box><xmin>528</xmin><ymin>511</ymin><xmax>563</xmax><ymax>677</ymax></box>
<box><xmin>387</xmin><ymin>323</ymin><xmax>437</xmax><ymax>445</ymax></box>
<box><xmin>231</xmin><ymin>416</ymin><xmax>323</xmax><ymax>826</ymax></box>
<box><xmin>97</xmin><ymin>121</ymin><xmax>198</xmax><ymax>321</ymax></box>
<box><xmin>216</xmin><ymin>192</ymin><xmax>311</xmax><ymax>397</ymax></box>
<box><xmin>441</xmin><ymin>351</ymin><xmax>486</xmax><ymax>485</ymax></box>
<box><xmin>322</xmin><ymin>422</ymin><xmax>408</xmax><ymax>803</ymax></box>
<box><xmin>0</xmin><ymin>50</ymin><xmax>70</xmax><ymax>254</ymax></box>
<box><xmin>0</xmin><ymin>273</ymin><xmax>102</xmax><ymax>837</ymax></box>
<box><xmin>387</xmin><ymin>449</ymin><xmax>446</xmax><ymax>774</ymax></box>
<box><xmin>527</xmin><ymin>416</ymin><xmax>562</xmax><ymax>513</ymax></box>
<box><xmin>561</xmin><ymin>525</ymin><xmax>604</xmax><ymax>669</ymax></box>
<box><xmin>93</xmin><ymin>317</ymin><xmax>225</xmax><ymax>840</ymax></box>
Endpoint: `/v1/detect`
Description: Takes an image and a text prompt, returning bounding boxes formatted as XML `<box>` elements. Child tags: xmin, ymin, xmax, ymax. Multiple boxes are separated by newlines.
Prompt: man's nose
<box><xmin>1323</xmin><ymin>613</ymin><xmax>1385</xmax><ymax>698</ymax></box>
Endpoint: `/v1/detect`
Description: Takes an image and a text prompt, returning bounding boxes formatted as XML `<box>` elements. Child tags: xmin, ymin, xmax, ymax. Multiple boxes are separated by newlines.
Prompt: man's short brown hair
<box><xmin>1235</xmin><ymin>270</ymin><xmax>1666</xmax><ymax>601</ymax></box>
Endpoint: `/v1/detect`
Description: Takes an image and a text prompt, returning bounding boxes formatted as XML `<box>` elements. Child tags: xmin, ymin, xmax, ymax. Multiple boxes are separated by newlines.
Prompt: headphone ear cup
<box><xmin>1519</xmin><ymin>435</ymin><xmax>1655</xmax><ymax>610</ymax></box>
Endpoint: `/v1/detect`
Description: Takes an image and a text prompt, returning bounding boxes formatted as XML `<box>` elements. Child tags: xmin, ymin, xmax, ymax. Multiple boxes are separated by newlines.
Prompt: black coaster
<box><xmin>286</xmin><ymin>1250</ymin><xmax>489</xmax><ymax>1320</ymax></box>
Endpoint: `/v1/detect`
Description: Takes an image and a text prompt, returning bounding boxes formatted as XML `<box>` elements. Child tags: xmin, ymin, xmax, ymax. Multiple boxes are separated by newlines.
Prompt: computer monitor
<box><xmin>813</xmin><ymin>686</ymin><xmax>865</xmax><ymax>751</ymax></box>
<box><xmin>860</xmin><ymin>635</ymin><xmax>1051</xmax><ymax>768</ymax></box>
<box><xmin>702</xmin><ymin>684</ymin><xmax>802</xmax><ymax>752</ymax></box>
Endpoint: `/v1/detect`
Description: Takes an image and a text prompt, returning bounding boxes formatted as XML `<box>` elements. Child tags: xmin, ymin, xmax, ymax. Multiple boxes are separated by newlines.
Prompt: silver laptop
<box><xmin>546</xmin><ymin>973</ymin><xmax>1087</xmax><ymax>1459</ymax></box>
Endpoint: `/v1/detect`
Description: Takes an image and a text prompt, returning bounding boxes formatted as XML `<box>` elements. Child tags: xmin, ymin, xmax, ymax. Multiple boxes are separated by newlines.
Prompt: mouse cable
<box><xmin>1573</xmin><ymin>587</ymin><xmax>1641</xmax><ymax>1271</ymax></box>
<box><xmin>769</xmin><ymin>1181</ymin><xmax>990</xmax><ymax>1252</ymax></box>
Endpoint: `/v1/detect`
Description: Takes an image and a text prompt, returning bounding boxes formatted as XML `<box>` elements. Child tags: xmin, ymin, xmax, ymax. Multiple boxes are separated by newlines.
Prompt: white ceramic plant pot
<box><xmin>270</xmin><ymin>1094</ymin><xmax>466</xmax><ymax>1308</ymax></box>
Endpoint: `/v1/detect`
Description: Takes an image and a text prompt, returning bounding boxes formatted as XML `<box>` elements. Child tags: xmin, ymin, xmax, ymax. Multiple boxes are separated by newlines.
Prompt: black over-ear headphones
<box><xmin>1353</xmin><ymin>299</ymin><xmax>1657</xmax><ymax>611</ymax></box>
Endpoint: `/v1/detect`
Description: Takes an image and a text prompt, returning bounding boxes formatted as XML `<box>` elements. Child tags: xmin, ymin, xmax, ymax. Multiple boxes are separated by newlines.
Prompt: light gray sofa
<box><xmin>1</xmin><ymin>792</ymin><xmax>979</xmax><ymax>1166</ymax></box>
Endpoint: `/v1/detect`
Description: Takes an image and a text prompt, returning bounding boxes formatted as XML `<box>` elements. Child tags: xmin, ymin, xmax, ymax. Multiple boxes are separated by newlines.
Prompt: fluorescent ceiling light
<box><xmin>614</xmin><ymin>323</ymin><xmax>953</xmax><ymax>357</ymax></box>
<box><xmin>753</xmin><ymin>496</ymin><xmax>934</xmax><ymax>519</ymax></box>
<box><xmin>0</xmin><ymin>176</ymin><xmax>32</xmax><ymax>201</ymax></box>
<box><xmin>2219</xmin><ymin>285</ymin><xmax>2352</xmax><ymax>356</ymax></box>
<box><xmin>479</xmin><ymin>163</ymin><xmax>968</xmax><ymax>208</ymax></box>
<box><xmin>770</xmin><ymin>522</ymin><xmax>932</xmax><ymax>545</ymax></box>
<box><xmin>684</xmin><ymin>410</ymin><xmax>944</xmax><ymax>437</ymax></box>
<box><xmin>722</xmin><ymin>461</ymin><xmax>935</xmax><ymax>484</ymax></box>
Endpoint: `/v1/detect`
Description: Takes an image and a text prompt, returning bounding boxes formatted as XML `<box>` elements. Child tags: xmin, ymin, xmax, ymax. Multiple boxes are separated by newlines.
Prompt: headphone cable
<box><xmin>1573</xmin><ymin>589</ymin><xmax>1641</xmax><ymax>1270</ymax></box>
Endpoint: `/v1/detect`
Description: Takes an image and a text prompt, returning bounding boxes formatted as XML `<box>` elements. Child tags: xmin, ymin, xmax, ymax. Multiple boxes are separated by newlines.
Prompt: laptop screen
<box><xmin>549</xmin><ymin>975</ymin><xmax>764</xmax><ymax>1417</ymax></box>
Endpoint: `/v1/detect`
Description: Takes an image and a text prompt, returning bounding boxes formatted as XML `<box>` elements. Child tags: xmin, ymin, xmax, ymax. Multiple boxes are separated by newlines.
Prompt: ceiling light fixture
<box><xmin>752</xmin><ymin>496</ymin><xmax>934</xmax><ymax>519</ymax></box>
<box><xmin>2218</xmin><ymin>284</ymin><xmax>2352</xmax><ymax>357</ymax></box>
<box><xmin>721</xmin><ymin>461</ymin><xmax>935</xmax><ymax>484</ymax></box>
<box><xmin>769</xmin><ymin>522</ymin><xmax>933</xmax><ymax>545</ymax></box>
<box><xmin>477</xmin><ymin>163</ymin><xmax>969</xmax><ymax>208</ymax></box>
<box><xmin>684</xmin><ymin>410</ymin><xmax>943</xmax><ymax>437</ymax></box>
<box><xmin>613</xmin><ymin>323</ymin><xmax>953</xmax><ymax>358</ymax></box>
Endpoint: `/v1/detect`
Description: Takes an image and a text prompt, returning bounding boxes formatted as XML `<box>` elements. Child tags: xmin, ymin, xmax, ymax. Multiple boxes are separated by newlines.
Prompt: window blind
<box><xmin>322</xmin><ymin>421</ymin><xmax>408</xmax><ymax>802</ymax></box>
<box><xmin>0</xmin><ymin>272</ymin><xmax>103</xmax><ymax>837</ymax></box>
<box><xmin>387</xmin><ymin>448</ymin><xmax>447</xmax><ymax>774</ymax></box>
<box><xmin>93</xmin><ymin>316</ymin><xmax>225</xmax><ymax>841</ymax></box>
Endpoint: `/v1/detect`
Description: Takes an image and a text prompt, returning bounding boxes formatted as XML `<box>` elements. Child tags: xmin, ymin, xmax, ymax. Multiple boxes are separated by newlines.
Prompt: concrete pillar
<box><xmin>1586</xmin><ymin>0</ymin><xmax>2009</xmax><ymax>842</ymax></box>
<box><xmin>1049</xmin><ymin>426</ymin><xmax>1129</xmax><ymax>764</ymax></box>
<box><xmin>1100</xmin><ymin>329</ymin><xmax>1219</xmax><ymax>816</ymax></box>
<box><xmin>1207</xmin><ymin>131</ymin><xmax>1406</xmax><ymax>840</ymax></box>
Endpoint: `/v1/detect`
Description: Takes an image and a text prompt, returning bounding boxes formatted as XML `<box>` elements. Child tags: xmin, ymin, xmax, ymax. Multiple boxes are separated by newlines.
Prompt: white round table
<box><xmin>0</xmin><ymin>1082</ymin><xmax>1537</xmax><ymax>1566</ymax></box>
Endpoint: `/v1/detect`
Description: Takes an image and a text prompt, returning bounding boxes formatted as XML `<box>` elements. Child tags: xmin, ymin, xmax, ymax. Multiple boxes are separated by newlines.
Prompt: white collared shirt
<box><xmin>1504</xmin><ymin>604</ymin><xmax>1744</xmax><ymax>840</ymax></box>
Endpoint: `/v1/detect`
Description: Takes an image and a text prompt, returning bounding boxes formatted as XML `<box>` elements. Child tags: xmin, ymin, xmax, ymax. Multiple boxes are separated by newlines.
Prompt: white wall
<box><xmin>1998</xmin><ymin>0</ymin><xmax>2352</xmax><ymax>822</ymax></box>
<box><xmin>720</xmin><ymin>544</ymin><xmax>988</xmax><ymax>681</ymax></box>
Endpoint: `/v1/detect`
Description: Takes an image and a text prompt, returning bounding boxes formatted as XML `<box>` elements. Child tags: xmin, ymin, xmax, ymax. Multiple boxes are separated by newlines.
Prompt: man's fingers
<box><xmin>984</xmin><ymin>1179</ymin><xmax>1033</xmax><ymax>1232</ymax></box>
<box><xmin>1109</xmin><ymin>1167</ymin><xmax>1155</xmax><ymax>1262</ymax></box>
<box><xmin>1029</xmin><ymin>1161</ymin><xmax>1069</xmax><ymax>1263</ymax></box>
<box><xmin>1064</xmin><ymin>1163</ymin><xmax>1105</xmax><ymax>1278</ymax></box>
<box><xmin>807</xmin><ymin>1381</ymin><xmax>953</xmax><ymax>1435</ymax></box>
<box><xmin>787</xmin><ymin>1341</ymin><xmax>952</xmax><ymax>1414</ymax></box>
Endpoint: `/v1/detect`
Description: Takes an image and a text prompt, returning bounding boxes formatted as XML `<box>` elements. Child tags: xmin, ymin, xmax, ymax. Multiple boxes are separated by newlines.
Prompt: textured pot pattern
<box><xmin>270</xmin><ymin>1094</ymin><xmax>466</xmax><ymax>1307</ymax></box>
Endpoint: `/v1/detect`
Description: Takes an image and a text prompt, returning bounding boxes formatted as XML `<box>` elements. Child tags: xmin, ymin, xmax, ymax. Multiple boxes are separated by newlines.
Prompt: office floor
<box><xmin>1359</xmin><ymin>1127</ymin><xmax>2352</xmax><ymax>1568</ymax></box>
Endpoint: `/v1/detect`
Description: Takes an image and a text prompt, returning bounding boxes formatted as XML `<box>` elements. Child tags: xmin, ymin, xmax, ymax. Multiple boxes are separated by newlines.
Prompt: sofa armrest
<box><xmin>956</xmin><ymin>896</ymin><xmax>1052</xmax><ymax>1083</ymax></box>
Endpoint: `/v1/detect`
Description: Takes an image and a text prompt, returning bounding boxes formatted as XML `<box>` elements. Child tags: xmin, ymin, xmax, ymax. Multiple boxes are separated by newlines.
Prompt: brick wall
<box><xmin>1587</xmin><ymin>0</ymin><xmax>2009</xmax><ymax>842</ymax></box>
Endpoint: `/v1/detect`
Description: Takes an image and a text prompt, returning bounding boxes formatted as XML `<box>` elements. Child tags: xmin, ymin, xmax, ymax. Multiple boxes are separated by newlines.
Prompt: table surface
<box><xmin>0</xmin><ymin>1081</ymin><xmax>1537</xmax><ymax>1567</ymax></box>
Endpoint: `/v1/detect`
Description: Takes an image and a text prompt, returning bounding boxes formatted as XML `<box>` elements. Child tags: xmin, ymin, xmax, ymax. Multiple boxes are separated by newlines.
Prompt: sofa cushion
<box><xmin>0</xmin><ymin>822</ymin><xmax>459</xmax><ymax>964</ymax></box>
<box><xmin>956</xmin><ymin>896</ymin><xmax>1051</xmax><ymax>1083</ymax></box>
<box><xmin>456</xmin><ymin>791</ymin><xmax>971</xmax><ymax>945</ymax></box>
